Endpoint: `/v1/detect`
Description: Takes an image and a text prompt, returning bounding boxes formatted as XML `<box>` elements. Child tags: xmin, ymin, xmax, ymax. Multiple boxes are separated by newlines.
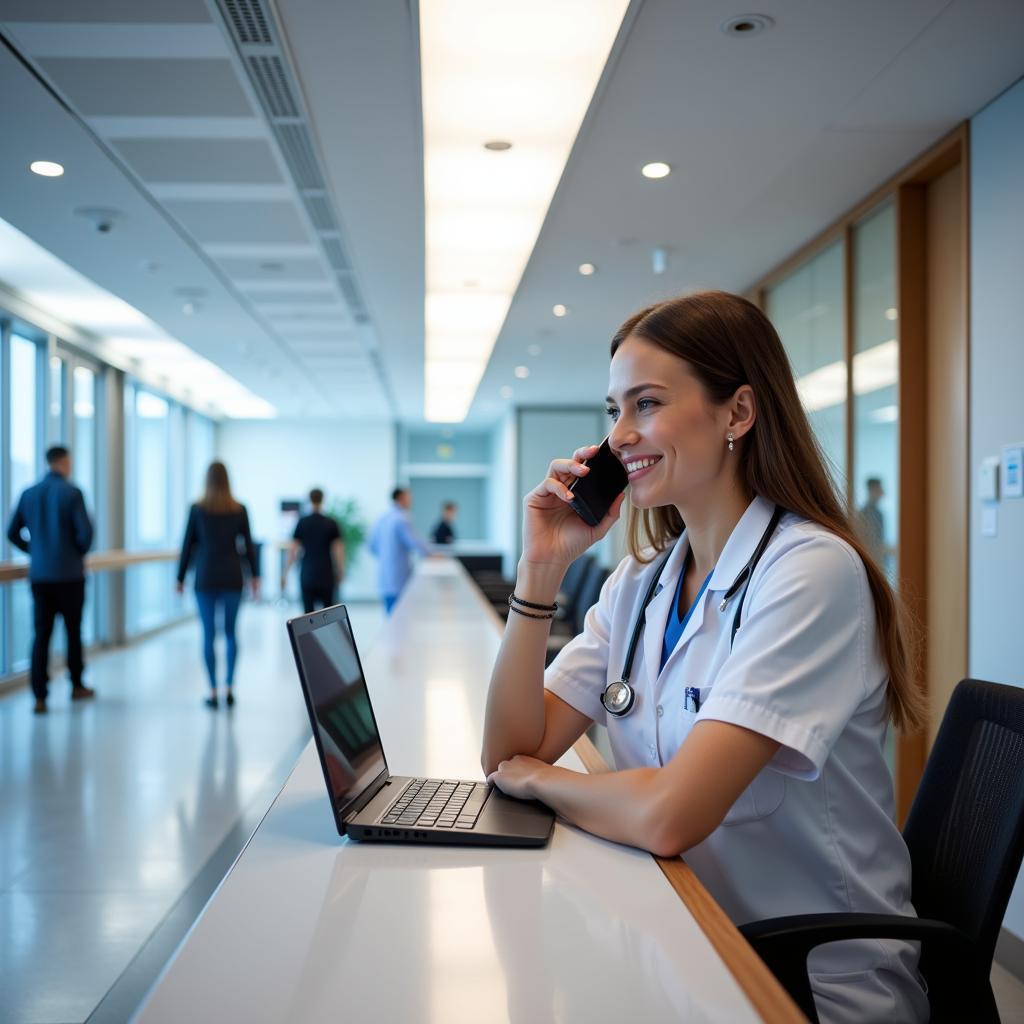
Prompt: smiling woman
<box><xmin>482</xmin><ymin>289</ymin><xmax>929</xmax><ymax>1024</ymax></box>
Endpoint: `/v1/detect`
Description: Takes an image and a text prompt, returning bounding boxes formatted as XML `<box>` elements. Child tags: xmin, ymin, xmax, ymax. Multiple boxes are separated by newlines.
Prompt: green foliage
<box><xmin>325</xmin><ymin>498</ymin><xmax>367</xmax><ymax>567</ymax></box>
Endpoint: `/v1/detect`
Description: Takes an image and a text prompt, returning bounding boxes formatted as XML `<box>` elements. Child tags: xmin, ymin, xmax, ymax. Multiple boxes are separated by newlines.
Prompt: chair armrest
<box><xmin>739</xmin><ymin>913</ymin><xmax>977</xmax><ymax>1024</ymax></box>
<box><xmin>741</xmin><ymin>911</ymin><xmax>971</xmax><ymax>949</ymax></box>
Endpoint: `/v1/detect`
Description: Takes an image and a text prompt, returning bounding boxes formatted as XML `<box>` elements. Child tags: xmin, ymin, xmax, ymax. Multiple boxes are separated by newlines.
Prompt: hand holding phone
<box><xmin>567</xmin><ymin>437</ymin><xmax>628</xmax><ymax>527</ymax></box>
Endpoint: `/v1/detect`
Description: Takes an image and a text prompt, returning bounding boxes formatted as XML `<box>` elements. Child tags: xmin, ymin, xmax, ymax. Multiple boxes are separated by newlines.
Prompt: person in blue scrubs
<box><xmin>368</xmin><ymin>488</ymin><xmax>431</xmax><ymax>615</ymax></box>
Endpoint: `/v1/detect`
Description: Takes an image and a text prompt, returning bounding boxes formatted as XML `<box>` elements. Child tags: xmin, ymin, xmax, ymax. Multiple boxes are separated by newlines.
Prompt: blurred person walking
<box><xmin>176</xmin><ymin>462</ymin><xmax>260</xmax><ymax>709</ymax></box>
<box><xmin>368</xmin><ymin>487</ymin><xmax>431</xmax><ymax>615</ymax></box>
<box><xmin>6</xmin><ymin>445</ymin><xmax>94</xmax><ymax>714</ymax></box>
<box><xmin>281</xmin><ymin>487</ymin><xmax>345</xmax><ymax>613</ymax></box>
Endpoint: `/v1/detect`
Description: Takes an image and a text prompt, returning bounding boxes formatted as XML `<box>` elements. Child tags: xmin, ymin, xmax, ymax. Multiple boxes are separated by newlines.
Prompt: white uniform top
<box><xmin>545</xmin><ymin>496</ymin><xmax>928</xmax><ymax>1024</ymax></box>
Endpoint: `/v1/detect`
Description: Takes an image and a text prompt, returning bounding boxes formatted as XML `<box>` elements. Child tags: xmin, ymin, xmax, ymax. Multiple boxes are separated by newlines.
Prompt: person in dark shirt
<box><xmin>6</xmin><ymin>445</ymin><xmax>95</xmax><ymax>714</ymax></box>
<box><xmin>176</xmin><ymin>462</ymin><xmax>260</xmax><ymax>709</ymax></box>
<box><xmin>430</xmin><ymin>501</ymin><xmax>458</xmax><ymax>545</ymax></box>
<box><xmin>281</xmin><ymin>488</ymin><xmax>345</xmax><ymax>613</ymax></box>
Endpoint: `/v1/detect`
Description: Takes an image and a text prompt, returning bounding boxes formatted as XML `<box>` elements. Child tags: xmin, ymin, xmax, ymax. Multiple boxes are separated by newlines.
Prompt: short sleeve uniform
<box><xmin>293</xmin><ymin>513</ymin><xmax>341</xmax><ymax>588</ymax></box>
<box><xmin>544</xmin><ymin>496</ymin><xmax>927</xmax><ymax>1024</ymax></box>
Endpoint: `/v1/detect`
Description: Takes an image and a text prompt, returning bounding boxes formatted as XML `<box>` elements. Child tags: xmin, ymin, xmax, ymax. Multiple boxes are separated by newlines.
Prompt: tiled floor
<box><xmin>0</xmin><ymin>599</ymin><xmax>382</xmax><ymax>1024</ymax></box>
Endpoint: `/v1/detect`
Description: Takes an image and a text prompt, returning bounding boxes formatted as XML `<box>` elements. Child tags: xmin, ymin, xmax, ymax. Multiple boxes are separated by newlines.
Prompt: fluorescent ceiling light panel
<box><xmin>420</xmin><ymin>0</ymin><xmax>629</xmax><ymax>421</ymax></box>
<box><xmin>0</xmin><ymin>216</ymin><xmax>274</xmax><ymax>418</ymax></box>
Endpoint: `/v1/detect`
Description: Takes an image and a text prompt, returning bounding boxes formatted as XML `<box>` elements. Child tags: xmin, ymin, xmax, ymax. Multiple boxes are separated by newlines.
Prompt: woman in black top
<box><xmin>176</xmin><ymin>462</ymin><xmax>260</xmax><ymax>708</ymax></box>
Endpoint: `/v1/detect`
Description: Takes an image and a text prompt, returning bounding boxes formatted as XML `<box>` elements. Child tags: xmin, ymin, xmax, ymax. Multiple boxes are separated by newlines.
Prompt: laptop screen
<box><xmin>291</xmin><ymin>610</ymin><xmax>388</xmax><ymax>816</ymax></box>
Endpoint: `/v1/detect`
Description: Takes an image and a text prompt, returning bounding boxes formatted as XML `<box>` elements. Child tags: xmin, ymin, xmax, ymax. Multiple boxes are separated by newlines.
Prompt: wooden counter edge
<box><xmin>455</xmin><ymin>561</ymin><xmax>806</xmax><ymax>1024</ymax></box>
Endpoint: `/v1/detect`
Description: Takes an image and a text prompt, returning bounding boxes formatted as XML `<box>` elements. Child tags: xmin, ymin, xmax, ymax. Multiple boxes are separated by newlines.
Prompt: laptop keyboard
<box><xmin>380</xmin><ymin>779</ymin><xmax>489</xmax><ymax>830</ymax></box>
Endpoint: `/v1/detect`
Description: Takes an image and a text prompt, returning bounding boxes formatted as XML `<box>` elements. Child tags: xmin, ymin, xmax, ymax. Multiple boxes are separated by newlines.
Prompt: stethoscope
<box><xmin>600</xmin><ymin>505</ymin><xmax>785</xmax><ymax>718</ymax></box>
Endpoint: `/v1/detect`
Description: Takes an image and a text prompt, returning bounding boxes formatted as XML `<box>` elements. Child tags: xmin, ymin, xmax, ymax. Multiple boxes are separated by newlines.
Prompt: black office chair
<box><xmin>546</xmin><ymin>560</ymin><xmax>609</xmax><ymax>666</ymax></box>
<box><xmin>740</xmin><ymin>678</ymin><xmax>1024</xmax><ymax>1024</ymax></box>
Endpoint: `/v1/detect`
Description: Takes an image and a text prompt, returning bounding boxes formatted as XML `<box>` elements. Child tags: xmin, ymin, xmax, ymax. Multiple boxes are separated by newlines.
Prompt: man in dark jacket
<box><xmin>7</xmin><ymin>445</ymin><xmax>95</xmax><ymax>714</ymax></box>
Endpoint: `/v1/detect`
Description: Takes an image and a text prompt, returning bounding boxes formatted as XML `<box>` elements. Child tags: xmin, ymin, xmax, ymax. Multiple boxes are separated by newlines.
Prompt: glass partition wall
<box><xmin>755</xmin><ymin>118</ymin><xmax>966</xmax><ymax>828</ymax></box>
<box><xmin>0</xmin><ymin>307</ymin><xmax>219</xmax><ymax>682</ymax></box>
<box><xmin>763</xmin><ymin>200</ymin><xmax>903</xmax><ymax>775</ymax></box>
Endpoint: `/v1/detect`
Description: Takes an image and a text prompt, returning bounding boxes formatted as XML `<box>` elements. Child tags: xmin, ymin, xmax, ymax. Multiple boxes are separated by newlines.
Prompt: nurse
<box><xmin>481</xmin><ymin>291</ymin><xmax>929</xmax><ymax>1024</ymax></box>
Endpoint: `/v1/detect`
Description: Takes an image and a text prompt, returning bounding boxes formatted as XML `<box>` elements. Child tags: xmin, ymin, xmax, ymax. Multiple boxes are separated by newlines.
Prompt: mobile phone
<box><xmin>568</xmin><ymin>437</ymin><xmax>628</xmax><ymax>527</ymax></box>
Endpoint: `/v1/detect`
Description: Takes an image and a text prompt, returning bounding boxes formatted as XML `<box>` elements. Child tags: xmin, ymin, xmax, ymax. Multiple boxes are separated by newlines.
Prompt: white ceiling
<box><xmin>0</xmin><ymin>0</ymin><xmax>1022</xmax><ymax>424</ymax></box>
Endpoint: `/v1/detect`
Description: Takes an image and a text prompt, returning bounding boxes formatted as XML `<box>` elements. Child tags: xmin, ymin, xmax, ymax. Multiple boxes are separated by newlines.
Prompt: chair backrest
<box><xmin>558</xmin><ymin>555</ymin><xmax>593</xmax><ymax>613</ymax></box>
<box><xmin>572</xmin><ymin>562</ymin><xmax>610</xmax><ymax>634</ymax></box>
<box><xmin>903</xmin><ymin>678</ymin><xmax>1024</xmax><ymax>965</ymax></box>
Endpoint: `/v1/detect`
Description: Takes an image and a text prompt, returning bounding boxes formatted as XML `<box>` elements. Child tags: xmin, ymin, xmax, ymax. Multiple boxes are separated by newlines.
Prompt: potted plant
<box><xmin>325</xmin><ymin>497</ymin><xmax>367</xmax><ymax>570</ymax></box>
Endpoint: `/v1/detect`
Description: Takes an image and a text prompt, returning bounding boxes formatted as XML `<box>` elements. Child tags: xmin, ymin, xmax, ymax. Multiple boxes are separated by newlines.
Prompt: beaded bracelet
<box><xmin>507</xmin><ymin>596</ymin><xmax>555</xmax><ymax>620</ymax></box>
<box><xmin>509</xmin><ymin>593</ymin><xmax>558</xmax><ymax>613</ymax></box>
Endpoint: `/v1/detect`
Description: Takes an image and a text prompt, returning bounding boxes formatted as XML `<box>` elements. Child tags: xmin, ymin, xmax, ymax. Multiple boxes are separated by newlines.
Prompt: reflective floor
<box><xmin>0</xmin><ymin>600</ymin><xmax>383</xmax><ymax>1024</ymax></box>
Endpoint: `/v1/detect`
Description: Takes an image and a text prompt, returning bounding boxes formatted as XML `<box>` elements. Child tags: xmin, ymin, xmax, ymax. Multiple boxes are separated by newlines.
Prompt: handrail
<box><xmin>0</xmin><ymin>549</ymin><xmax>178</xmax><ymax>584</ymax></box>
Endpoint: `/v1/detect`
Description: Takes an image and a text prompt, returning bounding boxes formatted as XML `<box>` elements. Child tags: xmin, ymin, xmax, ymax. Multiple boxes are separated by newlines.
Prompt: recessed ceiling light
<box><xmin>182</xmin><ymin>301</ymin><xmax>198</xmax><ymax>316</ymax></box>
<box><xmin>578</xmin><ymin>263</ymin><xmax>596</xmax><ymax>276</ymax></box>
<box><xmin>514</xmin><ymin>365</ymin><xmax>530</xmax><ymax>379</ymax></box>
<box><xmin>552</xmin><ymin>303</ymin><xmax>568</xmax><ymax>317</ymax></box>
<box><xmin>527</xmin><ymin>343</ymin><xmax>542</xmax><ymax>356</ymax></box>
<box><xmin>720</xmin><ymin>14</ymin><xmax>774</xmax><ymax>37</ymax></box>
<box><xmin>30</xmin><ymin>160</ymin><xmax>64</xmax><ymax>177</ymax></box>
<box><xmin>499</xmin><ymin>385</ymin><xmax>514</xmax><ymax>399</ymax></box>
<box><xmin>483</xmin><ymin>140</ymin><xmax>512</xmax><ymax>151</ymax></box>
<box><xmin>885</xmin><ymin>307</ymin><xmax>898</xmax><ymax>321</ymax></box>
<box><xmin>641</xmin><ymin>162</ymin><xmax>671</xmax><ymax>179</ymax></box>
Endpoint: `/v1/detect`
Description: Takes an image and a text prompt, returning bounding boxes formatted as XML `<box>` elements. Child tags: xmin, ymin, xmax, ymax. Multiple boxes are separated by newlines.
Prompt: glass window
<box><xmin>10</xmin><ymin>335</ymin><xmax>39</xmax><ymax>501</ymax></box>
<box><xmin>9</xmin><ymin>335</ymin><xmax>40</xmax><ymax>672</ymax></box>
<box><xmin>126</xmin><ymin>387</ymin><xmax>173</xmax><ymax>634</ymax></box>
<box><xmin>765</xmin><ymin>240</ymin><xmax>847</xmax><ymax>495</ymax></box>
<box><xmin>187</xmin><ymin>412</ymin><xmax>216</xmax><ymax>502</ymax></box>
<box><xmin>852</xmin><ymin>202</ymin><xmax>898</xmax><ymax>584</ymax></box>
<box><xmin>48</xmin><ymin>355</ymin><xmax>66</xmax><ymax>446</ymax></box>
<box><xmin>73</xmin><ymin>365</ymin><xmax>99</xmax><ymax>646</ymax></box>
<box><xmin>73</xmin><ymin>366</ymin><xmax>97</xmax><ymax>514</ymax></box>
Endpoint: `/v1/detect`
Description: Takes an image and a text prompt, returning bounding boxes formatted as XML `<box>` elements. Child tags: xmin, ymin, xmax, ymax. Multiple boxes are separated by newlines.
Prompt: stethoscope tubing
<box><xmin>600</xmin><ymin>505</ymin><xmax>785</xmax><ymax>718</ymax></box>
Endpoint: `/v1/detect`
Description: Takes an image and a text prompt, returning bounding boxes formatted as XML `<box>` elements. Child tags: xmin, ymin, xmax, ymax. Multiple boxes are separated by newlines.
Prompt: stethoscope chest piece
<box><xmin>601</xmin><ymin>679</ymin><xmax>636</xmax><ymax>717</ymax></box>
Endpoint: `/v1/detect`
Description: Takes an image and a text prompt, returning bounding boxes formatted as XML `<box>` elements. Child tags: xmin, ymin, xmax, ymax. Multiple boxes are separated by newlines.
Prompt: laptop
<box><xmin>287</xmin><ymin>604</ymin><xmax>555</xmax><ymax>847</ymax></box>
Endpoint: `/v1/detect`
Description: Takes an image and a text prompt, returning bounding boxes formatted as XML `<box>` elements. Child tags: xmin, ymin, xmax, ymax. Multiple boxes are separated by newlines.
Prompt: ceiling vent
<box><xmin>276</xmin><ymin>123</ymin><xmax>325</xmax><ymax>191</ymax></box>
<box><xmin>247</xmin><ymin>55</ymin><xmax>298</xmax><ymax>118</ymax></box>
<box><xmin>214</xmin><ymin>0</ymin><xmax>375</xmax><ymax>348</ymax></box>
<box><xmin>223</xmin><ymin>0</ymin><xmax>272</xmax><ymax>45</ymax></box>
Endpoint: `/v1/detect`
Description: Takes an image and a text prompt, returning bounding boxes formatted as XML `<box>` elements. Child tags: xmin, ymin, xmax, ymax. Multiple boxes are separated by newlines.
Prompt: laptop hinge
<box><xmin>341</xmin><ymin>769</ymin><xmax>392</xmax><ymax>823</ymax></box>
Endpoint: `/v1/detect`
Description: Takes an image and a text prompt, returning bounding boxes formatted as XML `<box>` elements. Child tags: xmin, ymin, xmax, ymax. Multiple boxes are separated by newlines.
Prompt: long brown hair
<box><xmin>199</xmin><ymin>461</ymin><xmax>241</xmax><ymax>515</ymax></box>
<box><xmin>611</xmin><ymin>291</ymin><xmax>925</xmax><ymax>733</ymax></box>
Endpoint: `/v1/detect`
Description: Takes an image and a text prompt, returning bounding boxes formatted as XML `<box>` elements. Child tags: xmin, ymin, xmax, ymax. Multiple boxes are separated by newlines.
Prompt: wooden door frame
<box><xmin>752</xmin><ymin>125</ymin><xmax>969</xmax><ymax>822</ymax></box>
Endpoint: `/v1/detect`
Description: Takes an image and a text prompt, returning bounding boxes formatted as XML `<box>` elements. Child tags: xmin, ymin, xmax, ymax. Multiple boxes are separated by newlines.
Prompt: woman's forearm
<box><xmin>481</xmin><ymin>561</ymin><xmax>566</xmax><ymax>773</ymax></box>
<box><xmin>528</xmin><ymin>763</ymin><xmax>683</xmax><ymax>856</ymax></box>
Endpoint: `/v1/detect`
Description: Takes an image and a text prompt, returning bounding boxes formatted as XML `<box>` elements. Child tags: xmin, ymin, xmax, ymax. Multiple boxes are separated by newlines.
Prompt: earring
<box><xmin>727</xmin><ymin>432</ymin><xmax>735</xmax><ymax>452</ymax></box>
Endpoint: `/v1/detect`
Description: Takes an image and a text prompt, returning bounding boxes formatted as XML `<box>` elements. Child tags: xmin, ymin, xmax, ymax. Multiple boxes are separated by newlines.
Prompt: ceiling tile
<box><xmin>165</xmin><ymin>199</ymin><xmax>309</xmax><ymax>245</ymax></box>
<box><xmin>39</xmin><ymin>57</ymin><xmax>252</xmax><ymax>116</ymax></box>
<box><xmin>112</xmin><ymin>138</ymin><xmax>282</xmax><ymax>184</ymax></box>
<box><xmin>1</xmin><ymin>0</ymin><xmax>211</xmax><ymax>22</ymax></box>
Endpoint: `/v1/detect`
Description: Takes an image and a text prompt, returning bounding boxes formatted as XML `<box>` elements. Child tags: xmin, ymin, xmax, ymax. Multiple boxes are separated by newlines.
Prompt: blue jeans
<box><xmin>195</xmin><ymin>590</ymin><xmax>242</xmax><ymax>689</ymax></box>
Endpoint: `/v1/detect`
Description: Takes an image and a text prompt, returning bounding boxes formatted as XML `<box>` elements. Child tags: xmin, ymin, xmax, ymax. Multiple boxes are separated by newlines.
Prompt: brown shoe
<box><xmin>71</xmin><ymin>685</ymin><xmax>96</xmax><ymax>701</ymax></box>
<box><xmin>33</xmin><ymin>699</ymin><xmax>47</xmax><ymax>715</ymax></box>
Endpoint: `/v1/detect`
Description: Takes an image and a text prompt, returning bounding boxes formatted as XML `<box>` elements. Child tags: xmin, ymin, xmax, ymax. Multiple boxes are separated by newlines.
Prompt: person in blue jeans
<box><xmin>176</xmin><ymin>462</ymin><xmax>260</xmax><ymax>708</ymax></box>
